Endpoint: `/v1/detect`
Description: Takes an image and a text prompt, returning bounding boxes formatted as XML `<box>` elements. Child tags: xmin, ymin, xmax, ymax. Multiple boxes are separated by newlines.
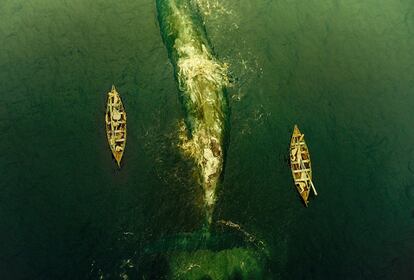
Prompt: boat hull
<box><xmin>289</xmin><ymin>125</ymin><xmax>314</xmax><ymax>206</ymax></box>
<box><xmin>105</xmin><ymin>85</ymin><xmax>127</xmax><ymax>167</ymax></box>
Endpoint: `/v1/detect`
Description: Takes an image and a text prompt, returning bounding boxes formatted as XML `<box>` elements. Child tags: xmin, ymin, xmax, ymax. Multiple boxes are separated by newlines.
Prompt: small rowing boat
<box><xmin>289</xmin><ymin>125</ymin><xmax>317</xmax><ymax>206</ymax></box>
<box><xmin>105</xmin><ymin>85</ymin><xmax>127</xmax><ymax>167</ymax></box>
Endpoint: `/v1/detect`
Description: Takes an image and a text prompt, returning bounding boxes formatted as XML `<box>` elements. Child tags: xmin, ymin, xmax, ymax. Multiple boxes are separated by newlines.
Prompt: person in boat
<box><xmin>297</xmin><ymin>182</ymin><xmax>305</xmax><ymax>193</ymax></box>
<box><xmin>115</xmin><ymin>132</ymin><xmax>125</xmax><ymax>142</ymax></box>
<box><xmin>109</xmin><ymin>137</ymin><xmax>116</xmax><ymax>148</ymax></box>
<box><xmin>293</xmin><ymin>144</ymin><xmax>302</xmax><ymax>164</ymax></box>
<box><xmin>111</xmin><ymin>109</ymin><xmax>122</xmax><ymax>128</ymax></box>
<box><xmin>110</xmin><ymin>91</ymin><xmax>119</xmax><ymax>104</ymax></box>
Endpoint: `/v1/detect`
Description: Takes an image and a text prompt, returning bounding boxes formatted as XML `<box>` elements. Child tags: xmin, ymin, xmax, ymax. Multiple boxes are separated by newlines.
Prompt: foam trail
<box><xmin>156</xmin><ymin>0</ymin><xmax>229</xmax><ymax>224</ymax></box>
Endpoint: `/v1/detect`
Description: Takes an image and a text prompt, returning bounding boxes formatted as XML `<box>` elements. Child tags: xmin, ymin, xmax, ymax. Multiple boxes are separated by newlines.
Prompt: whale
<box><xmin>156</xmin><ymin>0</ymin><xmax>230</xmax><ymax>224</ymax></box>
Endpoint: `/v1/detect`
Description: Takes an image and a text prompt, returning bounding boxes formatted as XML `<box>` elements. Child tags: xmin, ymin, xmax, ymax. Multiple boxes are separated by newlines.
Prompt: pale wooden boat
<box><xmin>289</xmin><ymin>125</ymin><xmax>317</xmax><ymax>206</ymax></box>
<box><xmin>105</xmin><ymin>85</ymin><xmax>127</xmax><ymax>167</ymax></box>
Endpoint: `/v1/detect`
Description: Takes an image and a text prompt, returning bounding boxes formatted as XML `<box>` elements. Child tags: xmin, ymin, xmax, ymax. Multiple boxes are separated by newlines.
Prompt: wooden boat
<box><xmin>105</xmin><ymin>85</ymin><xmax>127</xmax><ymax>167</ymax></box>
<box><xmin>289</xmin><ymin>125</ymin><xmax>317</xmax><ymax>206</ymax></box>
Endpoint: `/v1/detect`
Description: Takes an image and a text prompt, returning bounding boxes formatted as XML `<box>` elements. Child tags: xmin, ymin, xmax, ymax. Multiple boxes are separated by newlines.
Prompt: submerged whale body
<box><xmin>156</xmin><ymin>0</ymin><xmax>229</xmax><ymax>223</ymax></box>
<box><xmin>137</xmin><ymin>224</ymin><xmax>268</xmax><ymax>278</ymax></box>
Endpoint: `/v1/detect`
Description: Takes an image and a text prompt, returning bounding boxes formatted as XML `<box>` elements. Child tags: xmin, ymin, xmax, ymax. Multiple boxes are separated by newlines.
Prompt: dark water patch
<box><xmin>408</xmin><ymin>156</ymin><xmax>414</xmax><ymax>174</ymax></box>
<box><xmin>405</xmin><ymin>184</ymin><xmax>414</xmax><ymax>199</ymax></box>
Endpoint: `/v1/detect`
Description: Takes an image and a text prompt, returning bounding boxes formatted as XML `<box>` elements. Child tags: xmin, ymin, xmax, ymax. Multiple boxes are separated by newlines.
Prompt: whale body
<box><xmin>156</xmin><ymin>0</ymin><xmax>229</xmax><ymax>223</ymax></box>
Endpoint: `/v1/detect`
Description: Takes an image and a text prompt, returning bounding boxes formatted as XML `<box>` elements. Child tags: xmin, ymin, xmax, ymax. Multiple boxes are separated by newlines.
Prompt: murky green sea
<box><xmin>1</xmin><ymin>0</ymin><xmax>414</xmax><ymax>279</ymax></box>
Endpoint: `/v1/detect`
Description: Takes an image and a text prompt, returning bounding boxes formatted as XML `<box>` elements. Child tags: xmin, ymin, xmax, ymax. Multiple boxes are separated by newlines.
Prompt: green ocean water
<box><xmin>1</xmin><ymin>0</ymin><xmax>414</xmax><ymax>279</ymax></box>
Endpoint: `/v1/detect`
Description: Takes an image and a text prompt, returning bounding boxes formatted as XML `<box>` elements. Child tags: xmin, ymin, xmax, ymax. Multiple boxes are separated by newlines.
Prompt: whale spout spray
<box><xmin>156</xmin><ymin>0</ymin><xmax>229</xmax><ymax>224</ymax></box>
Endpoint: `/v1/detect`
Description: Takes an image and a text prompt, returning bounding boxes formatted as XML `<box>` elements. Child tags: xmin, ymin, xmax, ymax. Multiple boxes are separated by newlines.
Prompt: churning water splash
<box><xmin>156</xmin><ymin>0</ymin><xmax>230</xmax><ymax>224</ymax></box>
